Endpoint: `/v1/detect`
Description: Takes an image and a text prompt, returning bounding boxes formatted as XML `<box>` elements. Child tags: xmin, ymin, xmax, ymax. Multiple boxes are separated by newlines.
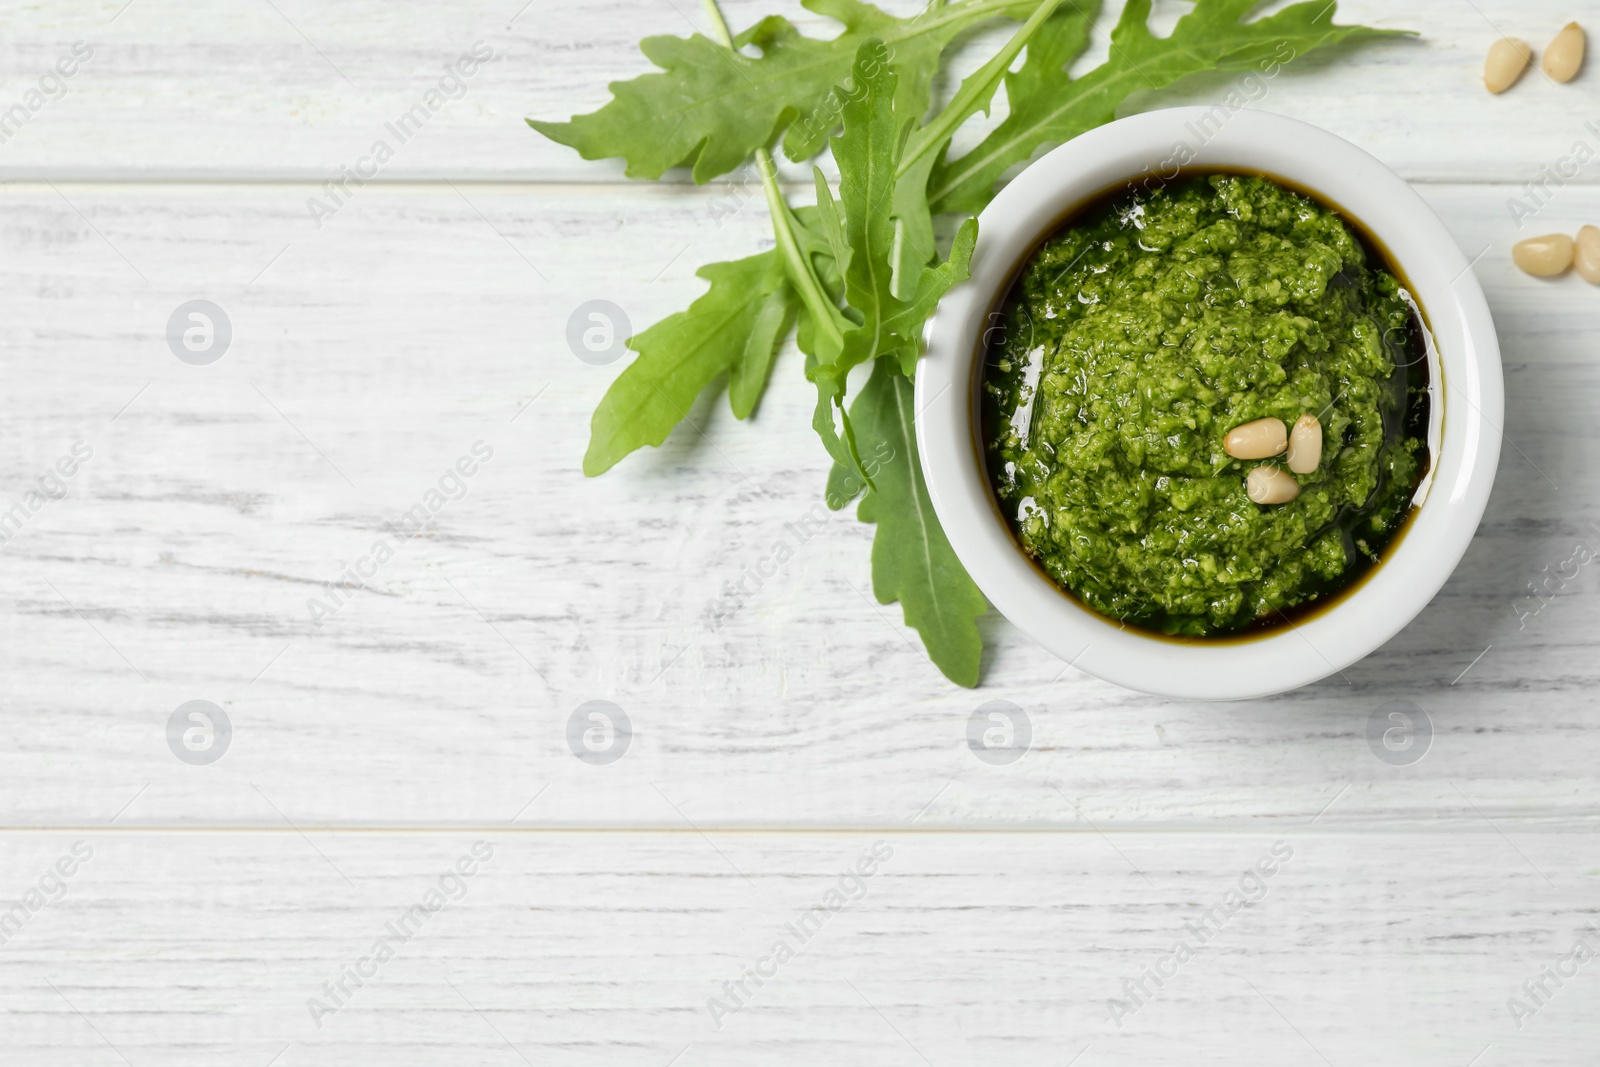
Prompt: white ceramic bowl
<box><xmin>917</xmin><ymin>107</ymin><xmax>1502</xmax><ymax>700</ymax></box>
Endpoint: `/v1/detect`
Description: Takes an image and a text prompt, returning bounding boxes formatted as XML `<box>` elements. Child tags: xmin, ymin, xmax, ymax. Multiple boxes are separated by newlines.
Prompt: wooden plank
<box><xmin>0</xmin><ymin>829</ymin><xmax>1592</xmax><ymax>1065</ymax></box>
<box><xmin>4</xmin><ymin>2</ymin><xmax>1597</xmax><ymax>1062</ymax></box>
<box><xmin>0</xmin><ymin>0</ymin><xmax>1596</xmax><ymax>183</ymax></box>
<box><xmin>0</xmin><ymin>180</ymin><xmax>1594</xmax><ymax>828</ymax></box>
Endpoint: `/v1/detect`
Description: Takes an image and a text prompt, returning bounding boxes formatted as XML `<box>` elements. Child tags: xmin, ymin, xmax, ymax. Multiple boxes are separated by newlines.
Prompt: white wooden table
<box><xmin>2</xmin><ymin>0</ymin><xmax>1598</xmax><ymax>1063</ymax></box>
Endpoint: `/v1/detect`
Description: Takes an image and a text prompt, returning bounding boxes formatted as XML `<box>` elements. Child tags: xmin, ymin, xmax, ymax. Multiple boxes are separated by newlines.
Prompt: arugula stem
<box><xmin>903</xmin><ymin>0</ymin><xmax>1037</xmax><ymax>38</ymax></box>
<box><xmin>899</xmin><ymin>0</ymin><xmax>1065</xmax><ymax>181</ymax></box>
<box><xmin>701</xmin><ymin>0</ymin><xmax>847</xmax><ymax>355</ymax></box>
<box><xmin>698</xmin><ymin>0</ymin><xmax>736</xmax><ymax>47</ymax></box>
<box><xmin>757</xmin><ymin>150</ymin><xmax>847</xmax><ymax>351</ymax></box>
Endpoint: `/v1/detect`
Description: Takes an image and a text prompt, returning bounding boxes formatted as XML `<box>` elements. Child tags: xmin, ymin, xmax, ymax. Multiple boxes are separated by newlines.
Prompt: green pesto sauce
<box><xmin>983</xmin><ymin>173</ymin><xmax>1429</xmax><ymax>637</ymax></box>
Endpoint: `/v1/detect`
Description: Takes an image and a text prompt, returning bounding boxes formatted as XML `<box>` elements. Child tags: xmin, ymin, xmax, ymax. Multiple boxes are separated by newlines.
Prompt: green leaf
<box><xmin>891</xmin><ymin>0</ymin><xmax>1092</xmax><ymax>286</ymax></box>
<box><xmin>831</xmin><ymin>42</ymin><xmax>909</xmax><ymax>374</ymax></box>
<box><xmin>582</xmin><ymin>251</ymin><xmax>790</xmax><ymax>475</ymax></box>
<box><xmin>529</xmin><ymin>0</ymin><xmax>1039</xmax><ymax>184</ymax></box>
<box><xmin>817</xmin><ymin>218</ymin><xmax>972</xmax><ymax>503</ymax></box>
<box><xmin>811</xmin><ymin>166</ymin><xmax>852</xmax><ymax>282</ymax></box>
<box><xmin>835</xmin><ymin>359</ymin><xmax>987</xmax><ymax>686</ymax></box>
<box><xmin>929</xmin><ymin>0</ymin><xmax>1411</xmax><ymax>214</ymax></box>
<box><xmin>807</xmin><ymin>345</ymin><xmax>869</xmax><ymax>488</ymax></box>
<box><xmin>889</xmin><ymin>216</ymin><xmax>977</xmax><ymax>378</ymax></box>
<box><xmin>763</xmin><ymin>175</ymin><xmax>864</xmax><ymax>483</ymax></box>
<box><xmin>728</xmin><ymin>283</ymin><xmax>797</xmax><ymax>418</ymax></box>
<box><xmin>813</xmin><ymin>44</ymin><xmax>978</xmax><ymax>392</ymax></box>
<box><xmin>803</xmin><ymin>43</ymin><xmax>977</xmax><ymax>489</ymax></box>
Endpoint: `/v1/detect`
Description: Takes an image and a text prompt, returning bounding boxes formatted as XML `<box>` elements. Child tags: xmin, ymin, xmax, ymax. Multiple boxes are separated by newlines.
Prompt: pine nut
<box><xmin>1286</xmin><ymin>414</ymin><xmax>1322</xmax><ymax>474</ymax></box>
<box><xmin>1246</xmin><ymin>466</ymin><xmax>1299</xmax><ymax>506</ymax></box>
<box><xmin>1485</xmin><ymin>37</ymin><xmax>1533</xmax><ymax>93</ymax></box>
<box><xmin>1544</xmin><ymin>22</ymin><xmax>1586</xmax><ymax>82</ymax></box>
<box><xmin>1512</xmin><ymin>233</ymin><xmax>1574</xmax><ymax>276</ymax></box>
<box><xmin>1575</xmin><ymin>225</ymin><xmax>1600</xmax><ymax>284</ymax></box>
<box><xmin>1223</xmin><ymin>417</ymin><xmax>1287</xmax><ymax>460</ymax></box>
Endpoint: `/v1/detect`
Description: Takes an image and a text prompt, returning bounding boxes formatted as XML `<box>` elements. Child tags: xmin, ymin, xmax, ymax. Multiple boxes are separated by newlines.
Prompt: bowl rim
<box><xmin>915</xmin><ymin>106</ymin><xmax>1504</xmax><ymax>700</ymax></box>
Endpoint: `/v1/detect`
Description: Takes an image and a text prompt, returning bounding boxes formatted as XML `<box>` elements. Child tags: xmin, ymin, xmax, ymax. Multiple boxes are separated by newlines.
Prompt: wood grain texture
<box><xmin>0</xmin><ymin>181</ymin><xmax>1595</xmax><ymax>828</ymax></box>
<box><xmin>0</xmin><ymin>0</ymin><xmax>1592</xmax><ymax>182</ymax></box>
<box><xmin>0</xmin><ymin>830</ymin><xmax>1595</xmax><ymax>1066</ymax></box>
<box><xmin>4</xmin><ymin>1</ymin><xmax>1600</xmax><ymax>1060</ymax></box>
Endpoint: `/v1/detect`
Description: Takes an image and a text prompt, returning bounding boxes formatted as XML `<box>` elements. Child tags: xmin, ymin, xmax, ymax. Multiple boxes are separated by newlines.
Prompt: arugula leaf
<box><xmin>834</xmin><ymin>359</ymin><xmax>987</xmax><ymax>686</ymax></box>
<box><xmin>806</xmin><ymin>342</ymin><xmax>869</xmax><ymax>488</ymax></box>
<box><xmin>810</xmin><ymin>166</ymin><xmax>851</xmax><ymax>272</ymax></box>
<box><xmin>760</xmin><ymin>163</ymin><xmax>866</xmax><ymax>482</ymax></box>
<box><xmin>930</xmin><ymin>0</ymin><xmax>1410</xmax><ymax>214</ymax></box>
<box><xmin>582</xmin><ymin>251</ymin><xmax>790</xmax><ymax>475</ymax></box>
<box><xmin>800</xmin><ymin>44</ymin><xmax>989</xmax><ymax>686</ymax></box>
<box><xmin>888</xmin><ymin>216</ymin><xmax>977</xmax><ymax>378</ymax></box>
<box><xmin>528</xmin><ymin>0</ymin><xmax>1038</xmax><ymax>184</ymax></box>
<box><xmin>818</xmin><ymin>217</ymin><xmax>976</xmax><ymax>508</ymax></box>
<box><xmin>728</xmin><ymin>282</ymin><xmax>797</xmax><ymax>418</ymax></box>
<box><xmin>803</xmin><ymin>42</ymin><xmax>977</xmax><ymax>498</ymax></box>
<box><xmin>799</xmin><ymin>166</ymin><xmax>878</xmax><ymax>485</ymax></box>
<box><xmin>827</xmin><ymin>42</ymin><xmax>908</xmax><ymax>375</ymax></box>
<box><xmin>890</xmin><ymin>0</ymin><xmax>1091</xmax><ymax>288</ymax></box>
<box><xmin>810</xmin><ymin>45</ymin><xmax>978</xmax><ymax>404</ymax></box>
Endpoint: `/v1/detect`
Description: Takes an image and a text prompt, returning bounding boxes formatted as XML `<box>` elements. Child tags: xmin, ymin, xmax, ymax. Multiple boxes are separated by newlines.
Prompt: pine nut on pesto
<box><xmin>1246</xmin><ymin>465</ymin><xmax>1301</xmax><ymax>505</ymax></box>
<box><xmin>1223</xmin><ymin>416</ymin><xmax>1286</xmax><ymax>460</ymax></box>
<box><xmin>982</xmin><ymin>173</ymin><xmax>1431</xmax><ymax>638</ymax></box>
<box><xmin>1286</xmin><ymin>413</ymin><xmax>1323</xmax><ymax>474</ymax></box>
